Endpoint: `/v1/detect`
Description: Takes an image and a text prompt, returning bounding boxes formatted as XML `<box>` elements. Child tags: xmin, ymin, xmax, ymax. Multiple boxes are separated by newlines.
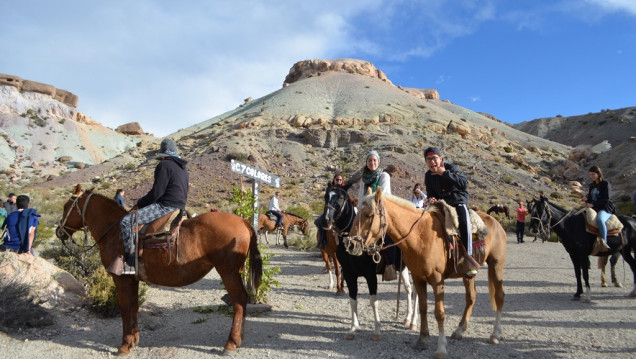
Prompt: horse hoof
<box><xmin>601</xmin><ymin>282</ymin><xmax>608</xmax><ymax>288</ymax></box>
<box><xmin>582</xmin><ymin>297</ymin><xmax>591</xmax><ymax>303</ymax></box>
<box><xmin>412</xmin><ymin>339</ymin><xmax>427</xmax><ymax>350</ymax></box>
<box><xmin>614</xmin><ymin>282</ymin><xmax>623</xmax><ymax>288</ymax></box>
<box><xmin>450</xmin><ymin>331</ymin><xmax>463</xmax><ymax>340</ymax></box>
<box><xmin>344</xmin><ymin>333</ymin><xmax>355</xmax><ymax>340</ymax></box>
<box><xmin>410</xmin><ymin>324</ymin><xmax>418</xmax><ymax>331</ymax></box>
<box><xmin>489</xmin><ymin>335</ymin><xmax>500</xmax><ymax>344</ymax></box>
<box><xmin>116</xmin><ymin>348</ymin><xmax>130</xmax><ymax>357</ymax></box>
<box><xmin>403</xmin><ymin>319</ymin><xmax>411</xmax><ymax>327</ymax></box>
<box><xmin>434</xmin><ymin>351</ymin><xmax>449</xmax><ymax>359</ymax></box>
<box><xmin>222</xmin><ymin>349</ymin><xmax>237</xmax><ymax>356</ymax></box>
<box><xmin>571</xmin><ymin>295</ymin><xmax>581</xmax><ymax>301</ymax></box>
<box><xmin>371</xmin><ymin>333</ymin><xmax>382</xmax><ymax>341</ymax></box>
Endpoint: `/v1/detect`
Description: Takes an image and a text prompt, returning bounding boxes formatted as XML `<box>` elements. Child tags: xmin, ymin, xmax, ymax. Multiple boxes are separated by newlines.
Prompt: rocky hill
<box><xmin>514</xmin><ymin>107</ymin><xmax>636</xmax><ymax>197</ymax></box>
<box><xmin>27</xmin><ymin>59</ymin><xmax>634</xmax><ymax>216</ymax></box>
<box><xmin>0</xmin><ymin>73</ymin><xmax>152</xmax><ymax>185</ymax></box>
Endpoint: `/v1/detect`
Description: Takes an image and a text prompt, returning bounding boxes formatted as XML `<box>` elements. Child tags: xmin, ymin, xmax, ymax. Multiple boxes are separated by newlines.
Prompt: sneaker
<box><xmin>465</xmin><ymin>269</ymin><xmax>478</xmax><ymax>278</ymax></box>
<box><xmin>600</xmin><ymin>240</ymin><xmax>610</xmax><ymax>252</ymax></box>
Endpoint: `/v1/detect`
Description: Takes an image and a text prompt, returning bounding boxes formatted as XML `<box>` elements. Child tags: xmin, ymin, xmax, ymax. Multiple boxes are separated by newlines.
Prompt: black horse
<box><xmin>487</xmin><ymin>204</ymin><xmax>510</xmax><ymax>219</ymax></box>
<box><xmin>528</xmin><ymin>196</ymin><xmax>636</xmax><ymax>301</ymax></box>
<box><xmin>320</xmin><ymin>185</ymin><xmax>382</xmax><ymax>339</ymax></box>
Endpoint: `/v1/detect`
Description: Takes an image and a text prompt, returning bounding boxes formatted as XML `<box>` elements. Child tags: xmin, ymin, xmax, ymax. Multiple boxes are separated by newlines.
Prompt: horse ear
<box><xmin>375</xmin><ymin>186</ymin><xmax>383</xmax><ymax>202</ymax></box>
<box><xmin>365</xmin><ymin>187</ymin><xmax>372</xmax><ymax>196</ymax></box>
<box><xmin>72</xmin><ymin>184</ymin><xmax>83</xmax><ymax>196</ymax></box>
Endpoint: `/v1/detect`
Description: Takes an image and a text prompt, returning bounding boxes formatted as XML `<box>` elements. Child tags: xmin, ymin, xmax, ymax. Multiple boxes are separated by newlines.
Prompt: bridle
<box><xmin>57</xmin><ymin>191</ymin><xmax>120</xmax><ymax>252</ymax></box>
<box><xmin>530</xmin><ymin>200</ymin><xmax>572</xmax><ymax>238</ymax></box>
<box><xmin>324</xmin><ymin>188</ymin><xmax>354</xmax><ymax>236</ymax></box>
<box><xmin>344</xmin><ymin>196</ymin><xmax>426</xmax><ymax>264</ymax></box>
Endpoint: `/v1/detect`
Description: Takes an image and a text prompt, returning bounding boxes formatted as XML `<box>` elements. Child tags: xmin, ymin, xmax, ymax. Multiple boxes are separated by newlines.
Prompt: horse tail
<box><xmin>246</xmin><ymin>220</ymin><xmax>263</xmax><ymax>298</ymax></box>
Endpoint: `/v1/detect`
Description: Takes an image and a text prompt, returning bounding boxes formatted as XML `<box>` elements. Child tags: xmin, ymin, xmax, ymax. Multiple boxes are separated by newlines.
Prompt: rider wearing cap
<box><xmin>423</xmin><ymin>146</ymin><xmax>478</xmax><ymax>277</ymax></box>
<box><xmin>119</xmin><ymin>138</ymin><xmax>189</xmax><ymax>275</ymax></box>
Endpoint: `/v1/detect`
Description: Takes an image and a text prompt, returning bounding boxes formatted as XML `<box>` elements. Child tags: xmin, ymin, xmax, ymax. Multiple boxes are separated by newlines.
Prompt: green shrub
<box><xmin>243</xmin><ymin>248</ymin><xmax>280</xmax><ymax>303</ymax></box>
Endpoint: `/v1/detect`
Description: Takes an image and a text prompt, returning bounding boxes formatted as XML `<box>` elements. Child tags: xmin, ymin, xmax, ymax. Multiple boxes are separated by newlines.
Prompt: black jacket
<box><xmin>138</xmin><ymin>156</ymin><xmax>189</xmax><ymax>209</ymax></box>
<box><xmin>425</xmin><ymin>162</ymin><xmax>469</xmax><ymax>206</ymax></box>
<box><xmin>586</xmin><ymin>179</ymin><xmax>615</xmax><ymax>214</ymax></box>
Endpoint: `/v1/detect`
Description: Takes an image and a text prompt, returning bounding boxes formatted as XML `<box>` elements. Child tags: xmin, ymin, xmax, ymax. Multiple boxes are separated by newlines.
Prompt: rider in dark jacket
<box><xmin>119</xmin><ymin>138</ymin><xmax>189</xmax><ymax>275</ymax></box>
<box><xmin>424</xmin><ymin>146</ymin><xmax>478</xmax><ymax>277</ymax></box>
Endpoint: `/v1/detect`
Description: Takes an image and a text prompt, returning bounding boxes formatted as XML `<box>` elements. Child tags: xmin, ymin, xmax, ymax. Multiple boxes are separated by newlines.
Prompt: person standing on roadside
<box><xmin>516</xmin><ymin>201</ymin><xmax>528</xmax><ymax>243</ymax></box>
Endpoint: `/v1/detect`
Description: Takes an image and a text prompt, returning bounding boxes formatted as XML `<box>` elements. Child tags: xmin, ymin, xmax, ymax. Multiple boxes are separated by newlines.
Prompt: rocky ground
<box><xmin>1</xmin><ymin>234</ymin><xmax>635</xmax><ymax>358</ymax></box>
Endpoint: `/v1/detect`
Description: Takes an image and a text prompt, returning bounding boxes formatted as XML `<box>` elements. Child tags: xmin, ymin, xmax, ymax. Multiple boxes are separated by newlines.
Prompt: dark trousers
<box><xmin>516</xmin><ymin>221</ymin><xmax>525</xmax><ymax>243</ymax></box>
<box><xmin>271</xmin><ymin>210</ymin><xmax>283</xmax><ymax>227</ymax></box>
<box><xmin>455</xmin><ymin>204</ymin><xmax>472</xmax><ymax>255</ymax></box>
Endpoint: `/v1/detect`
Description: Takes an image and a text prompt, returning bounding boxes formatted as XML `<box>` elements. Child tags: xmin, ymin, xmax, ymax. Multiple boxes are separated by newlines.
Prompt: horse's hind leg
<box><xmin>412</xmin><ymin>279</ymin><xmax>429</xmax><ymax>350</ymax></box>
<box><xmin>451</xmin><ymin>277</ymin><xmax>476</xmax><ymax>340</ymax></box>
<box><xmin>217</xmin><ymin>270</ymin><xmax>248</xmax><ymax>354</ymax></box>
<box><xmin>610</xmin><ymin>253</ymin><xmax>623</xmax><ymax>287</ymax></box>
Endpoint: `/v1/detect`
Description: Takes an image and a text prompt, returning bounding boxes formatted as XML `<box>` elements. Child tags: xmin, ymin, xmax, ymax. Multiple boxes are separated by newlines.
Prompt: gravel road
<box><xmin>1</xmin><ymin>234</ymin><xmax>635</xmax><ymax>358</ymax></box>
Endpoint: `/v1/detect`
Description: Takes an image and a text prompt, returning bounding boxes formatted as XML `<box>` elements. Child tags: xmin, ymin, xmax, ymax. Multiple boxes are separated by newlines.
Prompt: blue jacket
<box><xmin>1</xmin><ymin>208</ymin><xmax>40</xmax><ymax>253</ymax></box>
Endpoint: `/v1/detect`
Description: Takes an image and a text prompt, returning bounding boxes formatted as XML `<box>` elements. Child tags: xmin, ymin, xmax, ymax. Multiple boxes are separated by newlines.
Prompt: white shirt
<box><xmin>409</xmin><ymin>190</ymin><xmax>427</xmax><ymax>208</ymax></box>
<box><xmin>269</xmin><ymin>196</ymin><xmax>280</xmax><ymax>211</ymax></box>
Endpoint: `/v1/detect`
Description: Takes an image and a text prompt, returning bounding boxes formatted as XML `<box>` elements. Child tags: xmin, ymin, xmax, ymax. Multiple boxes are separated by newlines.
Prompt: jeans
<box><xmin>596</xmin><ymin>210</ymin><xmax>611</xmax><ymax>242</ymax></box>
<box><xmin>516</xmin><ymin>221</ymin><xmax>525</xmax><ymax>243</ymax></box>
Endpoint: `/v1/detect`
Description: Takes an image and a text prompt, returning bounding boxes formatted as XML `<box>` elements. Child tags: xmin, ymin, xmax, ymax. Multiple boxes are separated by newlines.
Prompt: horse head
<box><xmin>56</xmin><ymin>184</ymin><xmax>88</xmax><ymax>243</ymax></box>
<box><xmin>528</xmin><ymin>196</ymin><xmax>549</xmax><ymax>237</ymax></box>
<box><xmin>321</xmin><ymin>186</ymin><xmax>349</xmax><ymax>230</ymax></box>
<box><xmin>345</xmin><ymin>187</ymin><xmax>385</xmax><ymax>261</ymax></box>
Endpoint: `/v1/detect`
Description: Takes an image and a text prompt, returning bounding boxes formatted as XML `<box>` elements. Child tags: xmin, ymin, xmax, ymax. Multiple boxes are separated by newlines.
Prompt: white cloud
<box><xmin>584</xmin><ymin>0</ymin><xmax>636</xmax><ymax>15</ymax></box>
<box><xmin>469</xmin><ymin>96</ymin><xmax>482</xmax><ymax>102</ymax></box>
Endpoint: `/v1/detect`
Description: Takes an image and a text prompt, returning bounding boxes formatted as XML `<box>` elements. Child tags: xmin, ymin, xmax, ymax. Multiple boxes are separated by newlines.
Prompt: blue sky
<box><xmin>1</xmin><ymin>1</ymin><xmax>635</xmax><ymax>137</ymax></box>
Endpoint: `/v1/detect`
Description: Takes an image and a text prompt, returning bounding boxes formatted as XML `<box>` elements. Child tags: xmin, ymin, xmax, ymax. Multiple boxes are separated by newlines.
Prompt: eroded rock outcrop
<box><xmin>283</xmin><ymin>59</ymin><xmax>393</xmax><ymax>86</ymax></box>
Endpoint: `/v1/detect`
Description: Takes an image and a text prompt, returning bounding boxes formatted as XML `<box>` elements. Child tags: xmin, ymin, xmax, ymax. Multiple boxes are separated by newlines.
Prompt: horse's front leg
<box><xmin>412</xmin><ymin>279</ymin><xmax>429</xmax><ymax>350</ymax></box>
<box><xmin>334</xmin><ymin>257</ymin><xmax>344</xmax><ymax>294</ymax></box>
<box><xmin>451</xmin><ymin>277</ymin><xmax>476</xmax><ymax>340</ymax></box>
<box><xmin>282</xmin><ymin>228</ymin><xmax>288</xmax><ymax>248</ymax></box>
<box><xmin>610</xmin><ymin>253</ymin><xmax>623</xmax><ymax>287</ymax></box>
<box><xmin>112</xmin><ymin>275</ymin><xmax>139</xmax><ymax>356</ymax></box>
<box><xmin>322</xmin><ymin>251</ymin><xmax>334</xmax><ymax>289</ymax></box>
<box><xmin>569</xmin><ymin>252</ymin><xmax>584</xmax><ymax>299</ymax></box>
<box><xmin>431</xmin><ymin>279</ymin><xmax>448</xmax><ymax>359</ymax></box>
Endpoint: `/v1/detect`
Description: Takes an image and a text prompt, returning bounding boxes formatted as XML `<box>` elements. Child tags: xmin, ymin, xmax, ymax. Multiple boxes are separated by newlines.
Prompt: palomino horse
<box><xmin>528</xmin><ymin>196</ymin><xmax>636</xmax><ymax>301</ymax></box>
<box><xmin>258</xmin><ymin>212</ymin><xmax>308</xmax><ymax>248</ymax></box>
<box><xmin>486</xmin><ymin>204</ymin><xmax>510</xmax><ymax>219</ymax></box>
<box><xmin>55</xmin><ymin>184</ymin><xmax>262</xmax><ymax>355</ymax></box>
<box><xmin>345</xmin><ymin>188</ymin><xmax>506</xmax><ymax>359</ymax></box>
<box><xmin>316</xmin><ymin>227</ymin><xmax>344</xmax><ymax>293</ymax></box>
<box><xmin>320</xmin><ymin>186</ymin><xmax>419</xmax><ymax>340</ymax></box>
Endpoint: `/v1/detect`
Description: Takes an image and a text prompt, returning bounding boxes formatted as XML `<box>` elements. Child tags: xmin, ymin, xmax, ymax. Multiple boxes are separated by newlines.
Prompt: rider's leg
<box><xmin>596</xmin><ymin>210</ymin><xmax>611</xmax><ymax>245</ymax></box>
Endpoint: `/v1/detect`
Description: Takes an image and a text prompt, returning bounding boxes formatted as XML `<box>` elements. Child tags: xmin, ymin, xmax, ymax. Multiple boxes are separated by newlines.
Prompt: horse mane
<box><xmin>84</xmin><ymin>188</ymin><xmax>126</xmax><ymax>212</ymax></box>
<box><xmin>285</xmin><ymin>212</ymin><xmax>305</xmax><ymax>220</ymax></box>
<box><xmin>362</xmin><ymin>192</ymin><xmax>417</xmax><ymax>211</ymax></box>
<box><xmin>546</xmin><ymin>199</ymin><xmax>570</xmax><ymax>213</ymax></box>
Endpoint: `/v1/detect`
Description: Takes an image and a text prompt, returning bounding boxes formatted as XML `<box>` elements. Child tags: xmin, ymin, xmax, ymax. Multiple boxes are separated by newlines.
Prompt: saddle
<box><xmin>265</xmin><ymin>211</ymin><xmax>278</xmax><ymax>222</ymax></box>
<box><xmin>429</xmin><ymin>200</ymin><xmax>489</xmax><ymax>275</ymax></box>
<box><xmin>580</xmin><ymin>208</ymin><xmax>623</xmax><ymax>236</ymax></box>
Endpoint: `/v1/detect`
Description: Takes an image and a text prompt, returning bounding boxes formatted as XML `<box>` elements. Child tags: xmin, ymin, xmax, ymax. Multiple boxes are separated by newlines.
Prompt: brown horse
<box><xmin>257</xmin><ymin>212</ymin><xmax>308</xmax><ymax>248</ymax></box>
<box><xmin>316</xmin><ymin>227</ymin><xmax>344</xmax><ymax>293</ymax></box>
<box><xmin>487</xmin><ymin>204</ymin><xmax>510</xmax><ymax>219</ymax></box>
<box><xmin>345</xmin><ymin>188</ymin><xmax>506</xmax><ymax>359</ymax></box>
<box><xmin>55</xmin><ymin>184</ymin><xmax>262</xmax><ymax>356</ymax></box>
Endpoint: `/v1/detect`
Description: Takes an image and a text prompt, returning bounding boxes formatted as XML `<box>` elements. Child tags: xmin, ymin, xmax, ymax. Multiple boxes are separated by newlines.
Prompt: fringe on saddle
<box><xmin>427</xmin><ymin>200</ymin><xmax>489</xmax><ymax>274</ymax></box>
<box><xmin>578</xmin><ymin>208</ymin><xmax>623</xmax><ymax>236</ymax></box>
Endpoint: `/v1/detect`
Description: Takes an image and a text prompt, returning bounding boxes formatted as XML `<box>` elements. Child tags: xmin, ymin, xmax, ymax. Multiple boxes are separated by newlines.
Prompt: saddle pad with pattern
<box><xmin>581</xmin><ymin>208</ymin><xmax>623</xmax><ymax>235</ymax></box>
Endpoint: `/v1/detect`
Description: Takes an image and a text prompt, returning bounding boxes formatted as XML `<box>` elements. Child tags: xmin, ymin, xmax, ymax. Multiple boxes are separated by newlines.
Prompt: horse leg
<box><xmin>344</xmin><ymin>277</ymin><xmax>360</xmax><ymax>339</ymax></box>
<box><xmin>619</xmin><ymin>248</ymin><xmax>636</xmax><ymax>297</ymax></box>
<box><xmin>431</xmin><ymin>279</ymin><xmax>448</xmax><ymax>359</ymax></box>
<box><xmin>487</xmin><ymin>256</ymin><xmax>505</xmax><ymax>344</ymax></box>
<box><xmin>366</xmin><ymin>272</ymin><xmax>381</xmax><ymax>341</ymax></box>
<box><xmin>334</xmin><ymin>256</ymin><xmax>345</xmax><ymax>294</ymax></box>
<box><xmin>412</xmin><ymin>279</ymin><xmax>429</xmax><ymax>350</ymax></box>
<box><xmin>322</xmin><ymin>251</ymin><xmax>334</xmax><ymax>290</ymax></box>
<box><xmin>569</xmin><ymin>252</ymin><xmax>584</xmax><ymax>299</ymax></box>
<box><xmin>610</xmin><ymin>253</ymin><xmax>623</xmax><ymax>288</ymax></box>
<box><xmin>599</xmin><ymin>256</ymin><xmax>609</xmax><ymax>287</ymax></box>
<box><xmin>401</xmin><ymin>268</ymin><xmax>417</xmax><ymax>330</ymax></box>
<box><xmin>112</xmin><ymin>275</ymin><xmax>139</xmax><ymax>355</ymax></box>
<box><xmin>282</xmin><ymin>229</ymin><xmax>288</xmax><ymax>249</ymax></box>
<box><xmin>582</xmin><ymin>255</ymin><xmax>592</xmax><ymax>303</ymax></box>
<box><xmin>217</xmin><ymin>270</ymin><xmax>248</xmax><ymax>354</ymax></box>
<box><xmin>451</xmin><ymin>277</ymin><xmax>476</xmax><ymax>340</ymax></box>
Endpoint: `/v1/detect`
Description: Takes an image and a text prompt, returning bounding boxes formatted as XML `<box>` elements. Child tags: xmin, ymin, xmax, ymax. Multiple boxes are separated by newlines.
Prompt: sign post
<box><xmin>230</xmin><ymin>159</ymin><xmax>281</xmax><ymax>232</ymax></box>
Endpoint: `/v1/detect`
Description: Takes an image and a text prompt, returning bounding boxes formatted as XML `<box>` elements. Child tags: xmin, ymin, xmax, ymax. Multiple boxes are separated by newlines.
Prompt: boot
<box><xmin>383</xmin><ymin>264</ymin><xmax>397</xmax><ymax>281</ymax></box>
<box><xmin>599</xmin><ymin>237</ymin><xmax>610</xmax><ymax>252</ymax></box>
<box><xmin>122</xmin><ymin>252</ymin><xmax>136</xmax><ymax>275</ymax></box>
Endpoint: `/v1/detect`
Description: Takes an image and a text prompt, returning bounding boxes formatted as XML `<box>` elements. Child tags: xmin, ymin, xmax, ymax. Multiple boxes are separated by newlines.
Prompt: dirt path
<box><xmin>2</xmin><ymin>234</ymin><xmax>635</xmax><ymax>358</ymax></box>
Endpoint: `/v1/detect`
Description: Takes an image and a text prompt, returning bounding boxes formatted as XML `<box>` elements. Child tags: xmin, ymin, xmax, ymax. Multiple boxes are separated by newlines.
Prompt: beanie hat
<box><xmin>158</xmin><ymin>138</ymin><xmax>178</xmax><ymax>157</ymax></box>
<box><xmin>366</xmin><ymin>150</ymin><xmax>380</xmax><ymax>163</ymax></box>
<box><xmin>423</xmin><ymin>146</ymin><xmax>441</xmax><ymax>158</ymax></box>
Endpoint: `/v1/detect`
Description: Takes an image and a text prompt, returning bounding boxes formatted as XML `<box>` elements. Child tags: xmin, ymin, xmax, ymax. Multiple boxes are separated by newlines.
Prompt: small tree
<box><xmin>227</xmin><ymin>184</ymin><xmax>279</xmax><ymax>303</ymax></box>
